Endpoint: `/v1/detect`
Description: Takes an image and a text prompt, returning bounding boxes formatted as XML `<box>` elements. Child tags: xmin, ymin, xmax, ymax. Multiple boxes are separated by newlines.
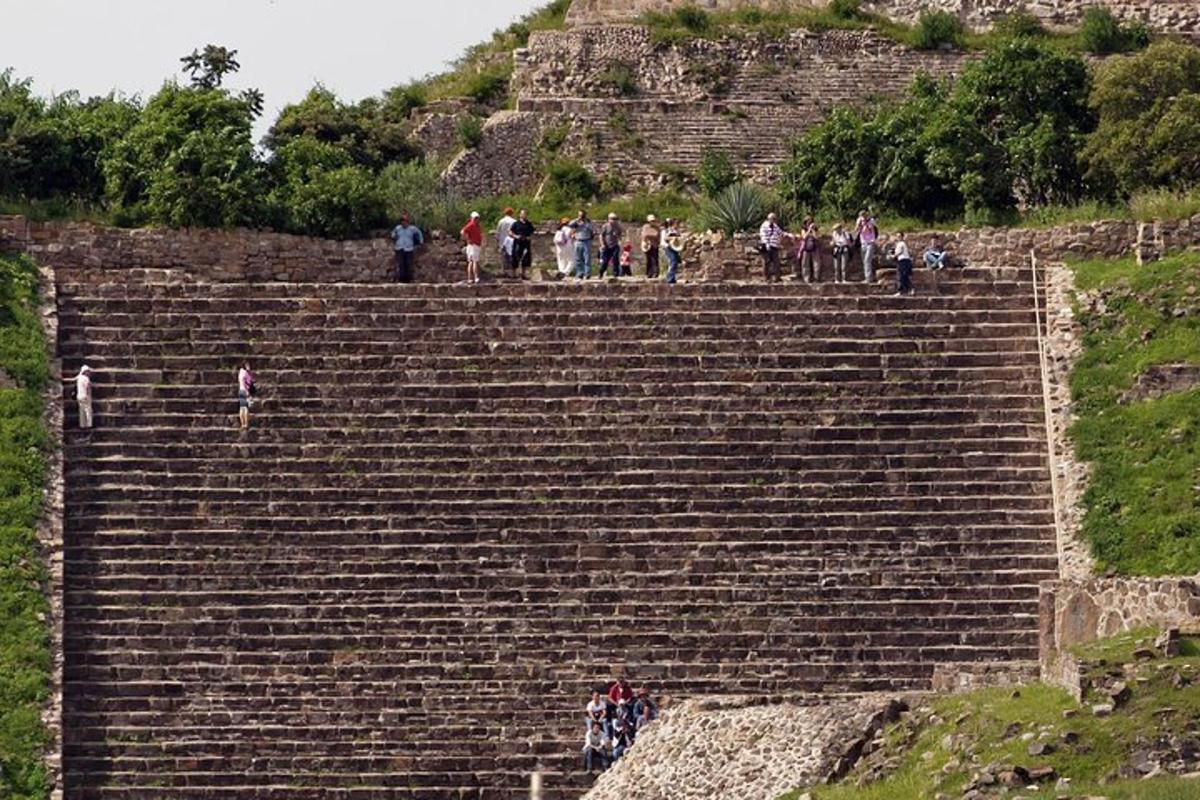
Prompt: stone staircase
<box><xmin>57</xmin><ymin>266</ymin><xmax>1058</xmax><ymax>799</ymax></box>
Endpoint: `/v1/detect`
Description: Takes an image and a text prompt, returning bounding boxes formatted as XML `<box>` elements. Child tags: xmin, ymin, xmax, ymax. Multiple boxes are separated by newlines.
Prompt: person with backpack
<box><xmin>237</xmin><ymin>361</ymin><xmax>255</xmax><ymax>430</ymax></box>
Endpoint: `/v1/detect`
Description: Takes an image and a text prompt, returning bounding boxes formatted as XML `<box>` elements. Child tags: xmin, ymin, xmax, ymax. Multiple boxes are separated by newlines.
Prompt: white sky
<box><xmin>1</xmin><ymin>0</ymin><xmax>548</xmax><ymax>141</ymax></box>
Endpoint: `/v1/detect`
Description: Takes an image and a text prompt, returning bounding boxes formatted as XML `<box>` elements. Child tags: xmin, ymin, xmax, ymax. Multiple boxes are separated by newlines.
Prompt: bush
<box><xmin>655</xmin><ymin>162</ymin><xmax>693</xmax><ymax>191</ymax></box>
<box><xmin>673</xmin><ymin>5</ymin><xmax>712</xmax><ymax>34</ymax></box>
<box><xmin>696</xmin><ymin>181</ymin><xmax>774</xmax><ymax>235</ymax></box>
<box><xmin>1129</xmin><ymin>188</ymin><xmax>1200</xmax><ymax>221</ymax></box>
<box><xmin>827</xmin><ymin>0</ymin><xmax>863</xmax><ymax>21</ymax></box>
<box><xmin>1080</xmin><ymin>7</ymin><xmax>1149</xmax><ymax>54</ymax></box>
<box><xmin>697</xmin><ymin>148</ymin><xmax>738</xmax><ymax>199</ymax></box>
<box><xmin>993</xmin><ymin>10</ymin><xmax>1046</xmax><ymax>38</ymax></box>
<box><xmin>912</xmin><ymin>11</ymin><xmax>964</xmax><ymax>50</ymax></box>
<box><xmin>598</xmin><ymin>168</ymin><xmax>628</xmax><ymax>197</ymax></box>
<box><xmin>456</xmin><ymin>115</ymin><xmax>484</xmax><ymax>150</ymax></box>
<box><xmin>460</xmin><ymin>62</ymin><xmax>513</xmax><ymax>106</ymax></box>
<box><xmin>544</xmin><ymin>159</ymin><xmax>598</xmax><ymax>202</ymax></box>
<box><xmin>598</xmin><ymin>61</ymin><xmax>638</xmax><ymax>96</ymax></box>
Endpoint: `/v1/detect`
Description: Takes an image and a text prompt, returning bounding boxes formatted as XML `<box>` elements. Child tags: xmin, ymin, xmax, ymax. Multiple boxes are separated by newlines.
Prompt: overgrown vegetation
<box><xmin>696</xmin><ymin>181</ymin><xmax>776</xmax><ymax>235</ymax></box>
<box><xmin>1068</xmin><ymin>251</ymin><xmax>1200</xmax><ymax>575</ymax></box>
<box><xmin>780</xmin><ymin>630</ymin><xmax>1200</xmax><ymax>799</ymax></box>
<box><xmin>0</xmin><ymin>253</ymin><xmax>52</xmax><ymax>800</ymax></box>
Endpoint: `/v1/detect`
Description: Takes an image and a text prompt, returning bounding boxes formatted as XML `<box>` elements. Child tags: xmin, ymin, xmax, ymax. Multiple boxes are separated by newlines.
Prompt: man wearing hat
<box><xmin>640</xmin><ymin>215</ymin><xmax>661</xmax><ymax>279</ymax></box>
<box><xmin>598</xmin><ymin>212</ymin><xmax>624</xmax><ymax>279</ymax></box>
<box><xmin>75</xmin><ymin>365</ymin><xmax>94</xmax><ymax>429</ymax></box>
<box><xmin>460</xmin><ymin>211</ymin><xmax>483</xmax><ymax>284</ymax></box>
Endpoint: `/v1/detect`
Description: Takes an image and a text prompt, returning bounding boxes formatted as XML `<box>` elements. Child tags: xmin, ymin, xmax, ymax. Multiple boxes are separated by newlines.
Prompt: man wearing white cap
<box><xmin>460</xmin><ymin>211</ymin><xmax>484</xmax><ymax>284</ymax></box>
<box><xmin>75</xmin><ymin>365</ymin><xmax>94</xmax><ymax>429</ymax></box>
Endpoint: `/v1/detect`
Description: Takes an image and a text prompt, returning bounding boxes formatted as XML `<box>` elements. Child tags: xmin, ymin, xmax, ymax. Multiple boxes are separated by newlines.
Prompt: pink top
<box><xmin>238</xmin><ymin>367</ymin><xmax>254</xmax><ymax>394</ymax></box>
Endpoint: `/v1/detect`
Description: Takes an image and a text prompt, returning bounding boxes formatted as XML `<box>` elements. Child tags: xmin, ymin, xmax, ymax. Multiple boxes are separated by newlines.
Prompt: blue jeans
<box><xmin>665</xmin><ymin>249</ymin><xmax>680</xmax><ymax>283</ymax></box>
<box><xmin>924</xmin><ymin>251</ymin><xmax>945</xmax><ymax>270</ymax></box>
<box><xmin>584</xmin><ymin>748</ymin><xmax>609</xmax><ymax>772</ymax></box>
<box><xmin>574</xmin><ymin>241</ymin><xmax>592</xmax><ymax>278</ymax></box>
<box><xmin>897</xmin><ymin>258</ymin><xmax>914</xmax><ymax>293</ymax></box>
<box><xmin>862</xmin><ymin>242</ymin><xmax>877</xmax><ymax>283</ymax></box>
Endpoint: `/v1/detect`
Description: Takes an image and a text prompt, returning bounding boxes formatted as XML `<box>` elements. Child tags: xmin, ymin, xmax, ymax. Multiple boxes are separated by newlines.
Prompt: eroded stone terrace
<box><xmin>58</xmin><ymin>268</ymin><xmax>1057</xmax><ymax>799</ymax></box>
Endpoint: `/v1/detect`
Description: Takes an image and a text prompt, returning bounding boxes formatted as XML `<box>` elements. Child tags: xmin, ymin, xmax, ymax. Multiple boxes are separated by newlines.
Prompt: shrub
<box><xmin>697</xmin><ymin>148</ymin><xmax>738</xmax><ymax>199</ymax></box>
<box><xmin>456</xmin><ymin>115</ymin><xmax>484</xmax><ymax>150</ymax></box>
<box><xmin>654</xmin><ymin>162</ymin><xmax>693</xmax><ymax>191</ymax></box>
<box><xmin>544</xmin><ymin>159</ymin><xmax>598</xmax><ymax>202</ymax></box>
<box><xmin>673</xmin><ymin>5</ymin><xmax>712</xmax><ymax>34</ymax></box>
<box><xmin>598</xmin><ymin>168</ymin><xmax>629</xmax><ymax>196</ymax></box>
<box><xmin>993</xmin><ymin>10</ymin><xmax>1046</xmax><ymax>38</ymax></box>
<box><xmin>460</xmin><ymin>62</ymin><xmax>512</xmax><ymax>106</ymax></box>
<box><xmin>598</xmin><ymin>61</ymin><xmax>638</xmax><ymax>96</ymax></box>
<box><xmin>1080</xmin><ymin>7</ymin><xmax>1149</xmax><ymax>54</ymax></box>
<box><xmin>1129</xmin><ymin>187</ymin><xmax>1200</xmax><ymax>221</ymax></box>
<box><xmin>828</xmin><ymin>0</ymin><xmax>863</xmax><ymax>21</ymax></box>
<box><xmin>912</xmin><ymin>11</ymin><xmax>964</xmax><ymax>50</ymax></box>
<box><xmin>696</xmin><ymin>181</ymin><xmax>774</xmax><ymax>235</ymax></box>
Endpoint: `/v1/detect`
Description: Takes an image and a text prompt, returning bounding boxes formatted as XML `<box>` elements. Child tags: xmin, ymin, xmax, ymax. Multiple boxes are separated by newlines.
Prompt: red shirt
<box><xmin>461</xmin><ymin>219</ymin><xmax>483</xmax><ymax>246</ymax></box>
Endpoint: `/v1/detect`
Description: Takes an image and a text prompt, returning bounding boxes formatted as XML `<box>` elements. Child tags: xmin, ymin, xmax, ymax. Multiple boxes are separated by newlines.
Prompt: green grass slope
<box><xmin>1068</xmin><ymin>252</ymin><xmax>1200</xmax><ymax>575</ymax></box>
<box><xmin>780</xmin><ymin>630</ymin><xmax>1200</xmax><ymax>799</ymax></box>
<box><xmin>0</xmin><ymin>252</ymin><xmax>52</xmax><ymax>799</ymax></box>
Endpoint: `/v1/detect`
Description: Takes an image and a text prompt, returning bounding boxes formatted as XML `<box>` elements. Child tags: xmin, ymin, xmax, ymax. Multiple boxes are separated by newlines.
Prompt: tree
<box><xmin>267</xmin><ymin>138</ymin><xmax>387</xmax><ymax>238</ymax></box>
<box><xmin>1083</xmin><ymin>41</ymin><xmax>1200</xmax><ymax>197</ymax></box>
<box><xmin>181</xmin><ymin>45</ymin><xmax>241</xmax><ymax>89</ymax></box>
<box><xmin>103</xmin><ymin>82</ymin><xmax>265</xmax><ymax>228</ymax></box>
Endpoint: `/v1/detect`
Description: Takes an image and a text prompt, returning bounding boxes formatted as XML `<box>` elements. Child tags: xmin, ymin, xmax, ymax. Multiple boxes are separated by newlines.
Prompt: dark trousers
<box><xmin>394</xmin><ymin>250</ymin><xmax>414</xmax><ymax>283</ymax></box>
<box><xmin>512</xmin><ymin>238</ymin><xmax>532</xmax><ymax>273</ymax></box>
<box><xmin>599</xmin><ymin>245</ymin><xmax>621</xmax><ymax>277</ymax></box>
<box><xmin>644</xmin><ymin>247</ymin><xmax>659</xmax><ymax>278</ymax></box>
<box><xmin>897</xmin><ymin>258</ymin><xmax>914</xmax><ymax>293</ymax></box>
<box><xmin>762</xmin><ymin>247</ymin><xmax>782</xmax><ymax>282</ymax></box>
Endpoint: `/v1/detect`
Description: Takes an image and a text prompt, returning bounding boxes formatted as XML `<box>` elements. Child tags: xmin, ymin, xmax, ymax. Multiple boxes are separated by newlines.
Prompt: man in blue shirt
<box><xmin>390</xmin><ymin>215</ymin><xmax>424</xmax><ymax>283</ymax></box>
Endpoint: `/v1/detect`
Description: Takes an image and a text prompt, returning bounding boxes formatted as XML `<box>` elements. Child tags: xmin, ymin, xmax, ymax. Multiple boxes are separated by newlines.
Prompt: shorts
<box><xmin>239</xmin><ymin>389</ymin><xmax>250</xmax><ymax>410</ymax></box>
<box><xmin>465</xmin><ymin>244</ymin><xmax>482</xmax><ymax>262</ymax></box>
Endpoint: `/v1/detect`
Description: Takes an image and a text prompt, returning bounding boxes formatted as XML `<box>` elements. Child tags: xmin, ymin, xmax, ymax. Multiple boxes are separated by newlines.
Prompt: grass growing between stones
<box><xmin>779</xmin><ymin>631</ymin><xmax>1200</xmax><ymax>800</ymax></box>
<box><xmin>1068</xmin><ymin>251</ymin><xmax>1200</xmax><ymax>575</ymax></box>
<box><xmin>0</xmin><ymin>252</ymin><xmax>52</xmax><ymax>799</ymax></box>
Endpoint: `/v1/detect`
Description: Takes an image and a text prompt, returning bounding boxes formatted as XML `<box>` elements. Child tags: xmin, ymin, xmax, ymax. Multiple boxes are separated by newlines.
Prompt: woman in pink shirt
<box><xmin>237</xmin><ymin>361</ymin><xmax>255</xmax><ymax>429</ymax></box>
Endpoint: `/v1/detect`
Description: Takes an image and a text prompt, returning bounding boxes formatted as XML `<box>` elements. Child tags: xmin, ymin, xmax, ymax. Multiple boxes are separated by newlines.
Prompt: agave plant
<box><xmin>696</xmin><ymin>181</ymin><xmax>775</xmax><ymax>236</ymax></box>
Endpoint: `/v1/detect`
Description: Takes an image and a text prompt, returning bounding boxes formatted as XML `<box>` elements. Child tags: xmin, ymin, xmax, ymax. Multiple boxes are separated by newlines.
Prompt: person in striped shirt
<box><xmin>759</xmin><ymin>213</ymin><xmax>788</xmax><ymax>283</ymax></box>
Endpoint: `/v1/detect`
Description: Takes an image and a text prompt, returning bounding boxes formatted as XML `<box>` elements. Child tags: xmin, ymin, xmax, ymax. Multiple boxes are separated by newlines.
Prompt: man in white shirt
<box><xmin>496</xmin><ymin>207</ymin><xmax>516</xmax><ymax>277</ymax></box>
<box><xmin>759</xmin><ymin>213</ymin><xmax>787</xmax><ymax>283</ymax></box>
<box><xmin>582</xmin><ymin>722</ymin><xmax>610</xmax><ymax>773</ymax></box>
<box><xmin>75</xmin><ymin>365</ymin><xmax>94</xmax><ymax>429</ymax></box>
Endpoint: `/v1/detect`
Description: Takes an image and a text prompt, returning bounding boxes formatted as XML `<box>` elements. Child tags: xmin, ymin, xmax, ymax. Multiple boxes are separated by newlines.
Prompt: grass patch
<box><xmin>1068</xmin><ymin>251</ymin><xmax>1200</xmax><ymax>574</ymax></box>
<box><xmin>780</xmin><ymin>631</ymin><xmax>1200</xmax><ymax>799</ymax></box>
<box><xmin>1131</xmin><ymin>187</ymin><xmax>1200</xmax><ymax>222</ymax></box>
<box><xmin>0</xmin><ymin>252</ymin><xmax>52</xmax><ymax>800</ymax></box>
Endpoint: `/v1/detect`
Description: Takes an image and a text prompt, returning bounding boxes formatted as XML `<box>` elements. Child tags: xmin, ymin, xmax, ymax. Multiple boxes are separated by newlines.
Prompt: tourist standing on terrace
<box><xmin>74</xmin><ymin>365</ymin><xmax>94</xmax><ymax>430</ymax></box>
<box><xmin>496</xmin><ymin>207</ymin><xmax>516</xmax><ymax>277</ymax></box>
<box><xmin>510</xmin><ymin>209</ymin><xmax>536</xmax><ymax>280</ymax></box>
<box><xmin>759</xmin><ymin>213</ymin><xmax>787</xmax><ymax>283</ymax></box>
<box><xmin>568</xmin><ymin>209</ymin><xmax>596</xmax><ymax>279</ymax></box>
<box><xmin>893</xmin><ymin>231</ymin><xmax>915</xmax><ymax>297</ymax></box>
<box><xmin>831</xmin><ymin>222</ymin><xmax>852</xmax><ymax>283</ymax></box>
<box><xmin>797</xmin><ymin>216</ymin><xmax>820</xmax><ymax>283</ymax></box>
<box><xmin>461</xmin><ymin>212</ymin><xmax>483</xmax><ymax>284</ymax></box>
<box><xmin>599</xmin><ymin>213</ymin><xmax>624</xmax><ymax>279</ymax></box>
<box><xmin>389</xmin><ymin>215</ymin><xmax>423</xmax><ymax>284</ymax></box>
<box><xmin>237</xmin><ymin>361</ymin><xmax>254</xmax><ymax>430</ymax></box>
<box><xmin>856</xmin><ymin>209</ymin><xmax>879</xmax><ymax>284</ymax></box>
<box><xmin>664</xmin><ymin>219</ymin><xmax>684</xmax><ymax>284</ymax></box>
<box><xmin>641</xmin><ymin>215</ymin><xmax>661</xmax><ymax>278</ymax></box>
<box><xmin>555</xmin><ymin>217</ymin><xmax>574</xmax><ymax>275</ymax></box>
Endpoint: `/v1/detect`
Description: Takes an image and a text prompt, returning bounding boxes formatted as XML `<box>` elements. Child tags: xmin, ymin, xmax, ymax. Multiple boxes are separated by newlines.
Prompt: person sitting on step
<box><xmin>582</xmin><ymin>721</ymin><xmax>610</xmax><ymax>773</ymax></box>
<box><xmin>611</xmin><ymin>716</ymin><xmax>634</xmax><ymax>762</ymax></box>
<box><xmin>924</xmin><ymin>235</ymin><xmax>948</xmax><ymax>271</ymax></box>
<box><xmin>586</xmin><ymin>689</ymin><xmax>608</xmax><ymax>732</ymax></box>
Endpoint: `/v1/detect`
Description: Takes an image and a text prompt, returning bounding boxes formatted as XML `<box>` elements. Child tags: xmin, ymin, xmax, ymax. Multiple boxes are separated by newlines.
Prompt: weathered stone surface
<box><xmin>582</xmin><ymin>696</ymin><xmax>905</xmax><ymax>800</ymax></box>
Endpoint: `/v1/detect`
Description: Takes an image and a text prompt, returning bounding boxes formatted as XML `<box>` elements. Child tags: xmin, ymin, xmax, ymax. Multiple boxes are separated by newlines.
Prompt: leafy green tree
<box><xmin>928</xmin><ymin>39</ymin><xmax>1092</xmax><ymax>217</ymax></box>
<box><xmin>180</xmin><ymin>45</ymin><xmax>241</xmax><ymax>89</ymax></box>
<box><xmin>1083</xmin><ymin>41</ymin><xmax>1200</xmax><ymax>197</ymax></box>
<box><xmin>266</xmin><ymin>86</ymin><xmax>420</xmax><ymax>172</ymax></box>
<box><xmin>697</xmin><ymin>147</ymin><xmax>738</xmax><ymax>199</ymax></box>
<box><xmin>268</xmin><ymin>138</ymin><xmax>387</xmax><ymax>238</ymax></box>
<box><xmin>103</xmin><ymin>82</ymin><xmax>265</xmax><ymax>227</ymax></box>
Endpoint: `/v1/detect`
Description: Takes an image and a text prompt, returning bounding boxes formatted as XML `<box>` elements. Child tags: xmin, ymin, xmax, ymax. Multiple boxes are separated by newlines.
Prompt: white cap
<box><xmin>470</xmin><ymin>211</ymin><xmax>480</xmax><ymax>219</ymax></box>
<box><xmin>80</xmin><ymin>365</ymin><xmax>92</xmax><ymax>373</ymax></box>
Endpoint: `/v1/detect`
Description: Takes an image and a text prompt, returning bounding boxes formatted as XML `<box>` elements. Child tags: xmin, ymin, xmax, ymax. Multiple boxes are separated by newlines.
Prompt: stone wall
<box><xmin>565</xmin><ymin>0</ymin><xmax>1200</xmax><ymax>34</ymax></box>
<box><xmin>442</xmin><ymin>110</ymin><xmax>551</xmax><ymax>197</ymax></box>
<box><xmin>1040</xmin><ymin>578</ymin><xmax>1200</xmax><ymax>654</ymax></box>
<box><xmin>500</xmin><ymin>27</ymin><xmax>971</xmax><ymax>188</ymax></box>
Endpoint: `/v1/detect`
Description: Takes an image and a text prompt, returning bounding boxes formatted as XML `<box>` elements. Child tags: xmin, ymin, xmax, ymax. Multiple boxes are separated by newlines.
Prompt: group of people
<box><xmin>388</xmin><ymin>209</ymin><xmax>686</xmax><ymax>284</ymax></box>
<box><xmin>759</xmin><ymin>209</ymin><xmax>949</xmax><ymax>295</ymax></box>
<box><xmin>582</xmin><ymin>680</ymin><xmax>660</xmax><ymax>774</ymax></box>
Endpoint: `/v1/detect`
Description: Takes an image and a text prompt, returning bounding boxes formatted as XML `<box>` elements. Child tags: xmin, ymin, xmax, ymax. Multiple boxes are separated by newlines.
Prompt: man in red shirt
<box><xmin>461</xmin><ymin>211</ymin><xmax>483</xmax><ymax>284</ymax></box>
